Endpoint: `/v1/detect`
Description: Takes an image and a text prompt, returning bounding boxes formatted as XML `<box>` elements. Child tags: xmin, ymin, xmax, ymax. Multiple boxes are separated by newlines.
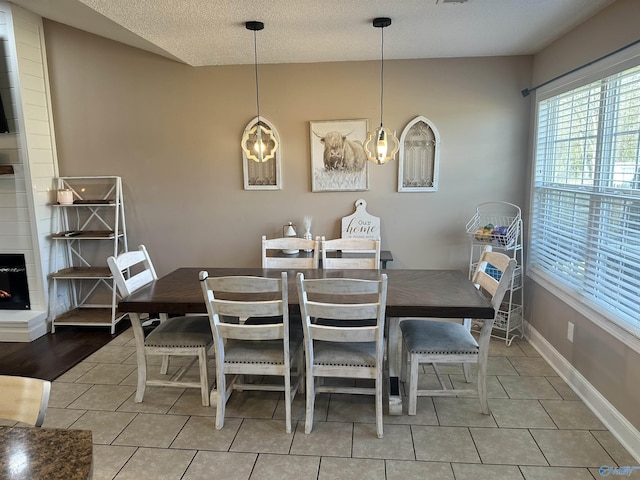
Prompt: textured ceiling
<box><xmin>11</xmin><ymin>0</ymin><xmax>616</xmax><ymax>67</ymax></box>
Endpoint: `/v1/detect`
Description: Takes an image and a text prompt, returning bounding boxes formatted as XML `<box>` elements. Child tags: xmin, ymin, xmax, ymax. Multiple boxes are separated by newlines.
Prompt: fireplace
<box><xmin>0</xmin><ymin>254</ymin><xmax>31</xmax><ymax>310</ymax></box>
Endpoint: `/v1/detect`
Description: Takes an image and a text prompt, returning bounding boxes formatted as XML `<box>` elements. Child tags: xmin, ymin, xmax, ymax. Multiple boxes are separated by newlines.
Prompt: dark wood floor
<box><xmin>0</xmin><ymin>320</ymin><xmax>130</xmax><ymax>381</ymax></box>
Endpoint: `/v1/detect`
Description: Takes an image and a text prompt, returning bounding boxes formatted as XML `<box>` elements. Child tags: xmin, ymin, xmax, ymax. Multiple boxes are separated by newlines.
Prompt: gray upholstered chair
<box><xmin>108</xmin><ymin>245</ymin><xmax>213</xmax><ymax>406</ymax></box>
<box><xmin>199</xmin><ymin>271</ymin><xmax>303</xmax><ymax>433</ymax></box>
<box><xmin>296</xmin><ymin>272</ymin><xmax>388</xmax><ymax>438</ymax></box>
<box><xmin>400</xmin><ymin>245</ymin><xmax>516</xmax><ymax>415</ymax></box>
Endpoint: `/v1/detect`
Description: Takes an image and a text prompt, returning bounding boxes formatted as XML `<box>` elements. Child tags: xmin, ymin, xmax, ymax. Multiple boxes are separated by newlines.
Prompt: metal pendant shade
<box><xmin>241</xmin><ymin>21</ymin><xmax>278</xmax><ymax>163</ymax></box>
<box><xmin>363</xmin><ymin>17</ymin><xmax>399</xmax><ymax>165</ymax></box>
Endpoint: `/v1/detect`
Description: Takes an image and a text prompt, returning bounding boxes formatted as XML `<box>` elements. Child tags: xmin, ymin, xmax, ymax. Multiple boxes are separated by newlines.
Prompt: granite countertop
<box><xmin>0</xmin><ymin>426</ymin><xmax>93</xmax><ymax>479</ymax></box>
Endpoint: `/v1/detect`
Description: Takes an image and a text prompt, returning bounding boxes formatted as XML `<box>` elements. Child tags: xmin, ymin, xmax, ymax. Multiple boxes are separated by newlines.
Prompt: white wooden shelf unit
<box><xmin>49</xmin><ymin>176</ymin><xmax>128</xmax><ymax>333</ymax></box>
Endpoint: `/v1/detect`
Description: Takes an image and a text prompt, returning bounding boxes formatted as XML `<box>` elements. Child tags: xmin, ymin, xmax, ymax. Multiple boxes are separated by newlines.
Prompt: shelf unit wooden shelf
<box><xmin>49</xmin><ymin>176</ymin><xmax>128</xmax><ymax>334</ymax></box>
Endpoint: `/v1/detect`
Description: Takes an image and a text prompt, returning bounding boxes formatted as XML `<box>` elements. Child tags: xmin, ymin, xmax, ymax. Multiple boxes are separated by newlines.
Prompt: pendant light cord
<box><xmin>379</xmin><ymin>25</ymin><xmax>385</xmax><ymax>128</ymax></box>
<box><xmin>253</xmin><ymin>29</ymin><xmax>261</xmax><ymax>123</ymax></box>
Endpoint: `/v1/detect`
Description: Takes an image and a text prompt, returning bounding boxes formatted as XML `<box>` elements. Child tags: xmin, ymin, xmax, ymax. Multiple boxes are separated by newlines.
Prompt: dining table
<box><xmin>0</xmin><ymin>426</ymin><xmax>93</xmax><ymax>479</ymax></box>
<box><xmin>118</xmin><ymin>267</ymin><xmax>494</xmax><ymax>415</ymax></box>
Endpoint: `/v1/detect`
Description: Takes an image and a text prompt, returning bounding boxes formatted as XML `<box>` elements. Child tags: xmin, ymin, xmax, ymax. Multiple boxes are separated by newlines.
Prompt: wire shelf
<box><xmin>466</xmin><ymin>202</ymin><xmax>521</xmax><ymax>249</ymax></box>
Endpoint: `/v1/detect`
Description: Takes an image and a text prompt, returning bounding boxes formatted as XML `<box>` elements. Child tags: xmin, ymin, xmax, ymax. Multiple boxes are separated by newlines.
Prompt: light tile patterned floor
<box><xmin>17</xmin><ymin>328</ymin><xmax>640</xmax><ymax>479</ymax></box>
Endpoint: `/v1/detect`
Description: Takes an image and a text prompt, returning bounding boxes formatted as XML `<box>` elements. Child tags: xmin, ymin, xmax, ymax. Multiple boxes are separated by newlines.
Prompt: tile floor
<box><xmin>10</xmin><ymin>328</ymin><xmax>640</xmax><ymax>480</ymax></box>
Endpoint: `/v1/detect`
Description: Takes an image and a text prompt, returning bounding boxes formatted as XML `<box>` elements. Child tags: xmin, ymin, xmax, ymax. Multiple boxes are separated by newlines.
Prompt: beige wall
<box><xmin>42</xmin><ymin>21</ymin><xmax>531</xmax><ymax>276</ymax></box>
<box><xmin>528</xmin><ymin>0</ymin><xmax>640</xmax><ymax>429</ymax></box>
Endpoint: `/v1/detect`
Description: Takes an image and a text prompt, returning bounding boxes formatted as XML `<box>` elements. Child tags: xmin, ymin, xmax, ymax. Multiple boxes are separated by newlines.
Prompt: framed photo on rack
<box><xmin>309</xmin><ymin>119</ymin><xmax>369</xmax><ymax>192</ymax></box>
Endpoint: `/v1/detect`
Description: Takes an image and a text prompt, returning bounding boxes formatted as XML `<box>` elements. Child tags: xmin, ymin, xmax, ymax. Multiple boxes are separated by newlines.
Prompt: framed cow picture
<box><xmin>309</xmin><ymin>119</ymin><xmax>369</xmax><ymax>192</ymax></box>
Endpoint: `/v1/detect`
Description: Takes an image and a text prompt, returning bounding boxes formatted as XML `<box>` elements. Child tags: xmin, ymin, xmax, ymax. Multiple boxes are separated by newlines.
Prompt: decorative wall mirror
<box><xmin>397</xmin><ymin>115</ymin><xmax>440</xmax><ymax>192</ymax></box>
<box><xmin>242</xmin><ymin>116</ymin><xmax>282</xmax><ymax>190</ymax></box>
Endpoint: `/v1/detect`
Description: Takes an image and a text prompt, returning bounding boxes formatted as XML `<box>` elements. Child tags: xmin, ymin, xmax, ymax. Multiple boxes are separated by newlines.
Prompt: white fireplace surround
<box><xmin>0</xmin><ymin>3</ymin><xmax>59</xmax><ymax>341</ymax></box>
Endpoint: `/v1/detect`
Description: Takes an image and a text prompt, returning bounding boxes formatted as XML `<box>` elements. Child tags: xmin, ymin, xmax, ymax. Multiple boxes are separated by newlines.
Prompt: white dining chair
<box><xmin>0</xmin><ymin>375</ymin><xmax>51</xmax><ymax>426</ymax></box>
<box><xmin>199</xmin><ymin>271</ymin><xmax>303</xmax><ymax>433</ymax></box>
<box><xmin>108</xmin><ymin>245</ymin><xmax>213</xmax><ymax>406</ymax></box>
<box><xmin>399</xmin><ymin>245</ymin><xmax>516</xmax><ymax>415</ymax></box>
<box><xmin>320</xmin><ymin>237</ymin><xmax>381</xmax><ymax>269</ymax></box>
<box><xmin>296</xmin><ymin>272</ymin><xmax>388</xmax><ymax>438</ymax></box>
<box><xmin>261</xmin><ymin>235</ymin><xmax>320</xmax><ymax>269</ymax></box>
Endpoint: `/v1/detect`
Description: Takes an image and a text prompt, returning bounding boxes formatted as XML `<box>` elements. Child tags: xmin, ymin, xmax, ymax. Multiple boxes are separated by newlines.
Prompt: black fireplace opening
<box><xmin>0</xmin><ymin>254</ymin><xmax>31</xmax><ymax>310</ymax></box>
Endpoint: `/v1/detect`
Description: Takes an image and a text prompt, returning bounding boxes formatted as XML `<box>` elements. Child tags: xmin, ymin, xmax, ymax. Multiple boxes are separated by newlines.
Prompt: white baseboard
<box><xmin>525</xmin><ymin>322</ymin><xmax>640</xmax><ymax>462</ymax></box>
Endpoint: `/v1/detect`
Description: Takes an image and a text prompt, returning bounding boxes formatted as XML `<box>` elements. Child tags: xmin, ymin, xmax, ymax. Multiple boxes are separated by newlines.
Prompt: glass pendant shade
<box><xmin>363</xmin><ymin>125</ymin><xmax>399</xmax><ymax>165</ymax></box>
<box><xmin>242</xmin><ymin>122</ymin><xmax>278</xmax><ymax>162</ymax></box>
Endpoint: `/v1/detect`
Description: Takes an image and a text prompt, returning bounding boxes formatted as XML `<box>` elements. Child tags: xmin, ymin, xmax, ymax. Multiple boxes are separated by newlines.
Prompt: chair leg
<box><xmin>284</xmin><ymin>370</ymin><xmax>292</xmax><ymax>434</ymax></box>
<box><xmin>477</xmin><ymin>359</ymin><xmax>489</xmax><ymax>415</ymax></box>
<box><xmin>215</xmin><ymin>370</ymin><xmax>226</xmax><ymax>430</ymax></box>
<box><xmin>376</xmin><ymin>371</ymin><xmax>383</xmax><ymax>439</ymax></box>
<box><xmin>305</xmin><ymin>368</ymin><xmax>315</xmax><ymax>434</ymax></box>
<box><xmin>160</xmin><ymin>355</ymin><xmax>170</xmax><ymax>375</ymax></box>
<box><xmin>477</xmin><ymin>318</ymin><xmax>493</xmax><ymax>415</ymax></box>
<box><xmin>297</xmin><ymin>349</ymin><xmax>305</xmax><ymax>394</ymax></box>
<box><xmin>408</xmin><ymin>354</ymin><xmax>419</xmax><ymax>416</ymax></box>
<box><xmin>400</xmin><ymin>340</ymin><xmax>407</xmax><ymax>384</ymax></box>
<box><xmin>130</xmin><ymin>314</ymin><xmax>148</xmax><ymax>403</ymax></box>
<box><xmin>198</xmin><ymin>348</ymin><xmax>210</xmax><ymax>407</ymax></box>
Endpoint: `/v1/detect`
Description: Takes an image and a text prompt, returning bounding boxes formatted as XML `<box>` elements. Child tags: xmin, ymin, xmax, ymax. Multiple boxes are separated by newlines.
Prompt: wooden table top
<box><xmin>119</xmin><ymin>268</ymin><xmax>494</xmax><ymax>320</ymax></box>
<box><xmin>0</xmin><ymin>426</ymin><xmax>93</xmax><ymax>480</ymax></box>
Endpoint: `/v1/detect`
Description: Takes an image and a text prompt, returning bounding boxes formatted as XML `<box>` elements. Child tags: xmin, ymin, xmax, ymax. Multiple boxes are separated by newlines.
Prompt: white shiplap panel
<box><xmin>13</xmin><ymin>14</ymin><xmax>39</xmax><ymax>38</ymax></box>
<box><xmin>24</xmin><ymin>118</ymin><xmax>49</xmax><ymax>136</ymax></box>
<box><xmin>25</xmin><ymin>132</ymin><xmax>51</xmax><ymax>150</ymax></box>
<box><xmin>1</xmin><ymin>4</ymin><xmax>58</xmax><ymax>319</ymax></box>
<box><xmin>15</xmin><ymin>40</ymin><xmax>39</xmax><ymax>64</ymax></box>
<box><xmin>0</xmin><ymin>220</ymin><xmax>30</xmax><ymax>236</ymax></box>
<box><xmin>0</xmin><ymin>192</ymin><xmax>17</xmax><ymax>207</ymax></box>
<box><xmin>0</xmin><ymin>234</ymin><xmax>31</xmax><ymax>250</ymax></box>
<box><xmin>18</xmin><ymin>73</ymin><xmax>44</xmax><ymax>93</ymax></box>
<box><xmin>21</xmin><ymin>88</ymin><xmax>45</xmax><ymax>107</ymax></box>
<box><xmin>26</xmin><ymin>147</ymin><xmax>52</xmax><ymax>165</ymax></box>
<box><xmin>14</xmin><ymin>56</ymin><xmax>40</xmax><ymax>78</ymax></box>
<box><xmin>0</xmin><ymin>204</ymin><xmax>28</xmax><ymax>222</ymax></box>
<box><xmin>22</xmin><ymin>102</ymin><xmax>46</xmax><ymax>121</ymax></box>
<box><xmin>0</xmin><ymin>175</ymin><xmax>24</xmax><ymax>193</ymax></box>
<box><xmin>30</xmin><ymin>161</ymin><xmax>54</xmax><ymax>180</ymax></box>
<box><xmin>13</xmin><ymin>190</ymin><xmax>28</xmax><ymax>208</ymax></box>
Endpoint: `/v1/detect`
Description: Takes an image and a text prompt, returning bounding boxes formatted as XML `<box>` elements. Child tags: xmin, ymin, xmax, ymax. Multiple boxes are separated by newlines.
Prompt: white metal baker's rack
<box><xmin>466</xmin><ymin>201</ymin><xmax>524</xmax><ymax>345</ymax></box>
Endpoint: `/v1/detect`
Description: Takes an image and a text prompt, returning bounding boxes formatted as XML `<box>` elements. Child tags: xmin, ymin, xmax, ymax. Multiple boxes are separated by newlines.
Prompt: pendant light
<box><xmin>241</xmin><ymin>21</ymin><xmax>278</xmax><ymax>163</ymax></box>
<box><xmin>363</xmin><ymin>17</ymin><xmax>399</xmax><ymax>165</ymax></box>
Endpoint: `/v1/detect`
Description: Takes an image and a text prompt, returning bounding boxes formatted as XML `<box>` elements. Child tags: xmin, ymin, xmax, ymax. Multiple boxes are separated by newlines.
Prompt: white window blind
<box><xmin>531</xmin><ymin>65</ymin><xmax>640</xmax><ymax>337</ymax></box>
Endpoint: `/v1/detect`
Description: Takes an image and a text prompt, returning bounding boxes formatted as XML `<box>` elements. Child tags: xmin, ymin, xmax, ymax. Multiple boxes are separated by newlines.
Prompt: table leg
<box><xmin>387</xmin><ymin>317</ymin><xmax>403</xmax><ymax>415</ymax></box>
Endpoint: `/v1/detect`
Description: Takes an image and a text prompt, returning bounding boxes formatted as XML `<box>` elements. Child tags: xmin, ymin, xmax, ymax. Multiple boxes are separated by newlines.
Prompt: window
<box><xmin>530</xmin><ymin>64</ymin><xmax>640</xmax><ymax>338</ymax></box>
